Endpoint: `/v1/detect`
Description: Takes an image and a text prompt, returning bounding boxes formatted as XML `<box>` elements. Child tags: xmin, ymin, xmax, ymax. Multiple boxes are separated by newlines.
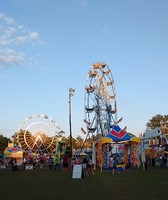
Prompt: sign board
<box><xmin>25</xmin><ymin>164</ymin><xmax>33</xmax><ymax>170</ymax></box>
<box><xmin>72</xmin><ymin>164</ymin><xmax>83</xmax><ymax>179</ymax></box>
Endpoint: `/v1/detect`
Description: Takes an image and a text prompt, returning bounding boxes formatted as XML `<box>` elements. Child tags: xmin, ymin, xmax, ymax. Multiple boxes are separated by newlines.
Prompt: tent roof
<box><xmin>105</xmin><ymin>125</ymin><xmax>140</xmax><ymax>143</ymax></box>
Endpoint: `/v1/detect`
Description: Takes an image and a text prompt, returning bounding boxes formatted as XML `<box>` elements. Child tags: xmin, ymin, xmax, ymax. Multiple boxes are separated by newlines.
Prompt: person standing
<box><xmin>54</xmin><ymin>155</ymin><xmax>61</xmax><ymax>170</ymax></box>
<box><xmin>39</xmin><ymin>156</ymin><xmax>44</xmax><ymax>169</ymax></box>
<box><xmin>23</xmin><ymin>157</ymin><xmax>27</xmax><ymax>170</ymax></box>
<box><xmin>11</xmin><ymin>158</ymin><xmax>18</xmax><ymax>172</ymax></box>
<box><xmin>82</xmin><ymin>156</ymin><xmax>87</xmax><ymax>170</ymax></box>
<box><xmin>62</xmin><ymin>154</ymin><xmax>69</xmax><ymax>172</ymax></box>
<box><xmin>111</xmin><ymin>157</ymin><xmax>120</xmax><ymax>175</ymax></box>
<box><xmin>48</xmin><ymin>156</ymin><xmax>54</xmax><ymax>170</ymax></box>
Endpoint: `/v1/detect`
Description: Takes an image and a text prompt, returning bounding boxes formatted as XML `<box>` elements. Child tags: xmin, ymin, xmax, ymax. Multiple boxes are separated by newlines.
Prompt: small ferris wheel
<box><xmin>16</xmin><ymin>114</ymin><xmax>62</xmax><ymax>153</ymax></box>
<box><xmin>84</xmin><ymin>62</ymin><xmax>118</xmax><ymax>137</ymax></box>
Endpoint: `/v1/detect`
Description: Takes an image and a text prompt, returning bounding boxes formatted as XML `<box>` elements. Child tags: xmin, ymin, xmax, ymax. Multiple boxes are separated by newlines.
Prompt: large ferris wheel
<box><xmin>84</xmin><ymin>62</ymin><xmax>118</xmax><ymax>137</ymax></box>
<box><xmin>16</xmin><ymin>114</ymin><xmax>61</xmax><ymax>153</ymax></box>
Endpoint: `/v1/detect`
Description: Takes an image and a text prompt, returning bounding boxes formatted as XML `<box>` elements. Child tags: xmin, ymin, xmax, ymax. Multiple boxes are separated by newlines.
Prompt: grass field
<box><xmin>0</xmin><ymin>166</ymin><xmax>168</xmax><ymax>200</ymax></box>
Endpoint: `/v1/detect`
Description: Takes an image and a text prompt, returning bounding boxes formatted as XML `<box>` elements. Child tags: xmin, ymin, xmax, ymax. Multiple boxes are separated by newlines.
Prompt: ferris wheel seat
<box><xmin>93</xmin><ymin>62</ymin><xmax>106</xmax><ymax>69</ymax></box>
<box><xmin>89</xmin><ymin>73</ymin><xmax>97</xmax><ymax>78</ymax></box>
<box><xmin>106</xmin><ymin>80</ymin><xmax>114</xmax><ymax>86</ymax></box>
<box><xmin>85</xmin><ymin>107</ymin><xmax>94</xmax><ymax>113</ymax></box>
<box><xmin>86</xmin><ymin>86</ymin><xmax>94</xmax><ymax>93</ymax></box>
<box><xmin>103</xmin><ymin>70</ymin><xmax>111</xmax><ymax>75</ymax></box>
<box><xmin>88</xmin><ymin>127</ymin><xmax>96</xmax><ymax>133</ymax></box>
<box><xmin>110</xmin><ymin>110</ymin><xmax>117</xmax><ymax>114</ymax></box>
<box><xmin>109</xmin><ymin>95</ymin><xmax>115</xmax><ymax>99</ymax></box>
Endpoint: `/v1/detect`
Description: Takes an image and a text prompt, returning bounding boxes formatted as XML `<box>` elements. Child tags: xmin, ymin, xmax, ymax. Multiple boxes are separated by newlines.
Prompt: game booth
<box><xmin>96</xmin><ymin>125</ymin><xmax>141</xmax><ymax>171</ymax></box>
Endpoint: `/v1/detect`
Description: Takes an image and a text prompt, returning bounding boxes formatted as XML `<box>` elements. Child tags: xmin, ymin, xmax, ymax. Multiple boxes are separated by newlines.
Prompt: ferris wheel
<box><xmin>84</xmin><ymin>62</ymin><xmax>118</xmax><ymax>137</ymax></box>
<box><xmin>16</xmin><ymin>114</ymin><xmax>61</xmax><ymax>153</ymax></box>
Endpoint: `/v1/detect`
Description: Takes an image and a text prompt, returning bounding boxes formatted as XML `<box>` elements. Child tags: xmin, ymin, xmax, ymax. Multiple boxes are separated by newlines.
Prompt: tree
<box><xmin>0</xmin><ymin>134</ymin><xmax>10</xmax><ymax>151</ymax></box>
<box><xmin>146</xmin><ymin>114</ymin><xmax>168</xmax><ymax>134</ymax></box>
<box><xmin>76</xmin><ymin>136</ymin><xmax>84</xmax><ymax>149</ymax></box>
<box><xmin>11</xmin><ymin>132</ymin><xmax>19</xmax><ymax>145</ymax></box>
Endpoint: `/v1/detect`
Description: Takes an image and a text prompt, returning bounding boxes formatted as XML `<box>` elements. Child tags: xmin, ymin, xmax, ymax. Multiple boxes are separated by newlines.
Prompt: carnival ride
<box><xmin>83</xmin><ymin>62</ymin><xmax>140</xmax><ymax>169</ymax></box>
<box><xmin>16</xmin><ymin>114</ymin><xmax>61</xmax><ymax>153</ymax></box>
<box><xmin>84</xmin><ymin>62</ymin><xmax>119</xmax><ymax>138</ymax></box>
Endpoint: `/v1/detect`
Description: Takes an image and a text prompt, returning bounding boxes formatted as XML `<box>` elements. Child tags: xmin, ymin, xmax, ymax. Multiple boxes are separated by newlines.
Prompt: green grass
<box><xmin>0</xmin><ymin>166</ymin><xmax>168</xmax><ymax>200</ymax></box>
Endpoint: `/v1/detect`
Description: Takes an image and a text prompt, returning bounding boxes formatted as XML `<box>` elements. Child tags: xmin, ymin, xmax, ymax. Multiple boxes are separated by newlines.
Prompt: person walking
<box><xmin>86</xmin><ymin>158</ymin><xmax>95</xmax><ymax>175</ymax></box>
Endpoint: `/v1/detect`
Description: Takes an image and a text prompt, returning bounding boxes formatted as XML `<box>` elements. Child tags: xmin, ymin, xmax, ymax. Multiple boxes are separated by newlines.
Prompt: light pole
<box><xmin>69</xmin><ymin>88</ymin><xmax>75</xmax><ymax>160</ymax></box>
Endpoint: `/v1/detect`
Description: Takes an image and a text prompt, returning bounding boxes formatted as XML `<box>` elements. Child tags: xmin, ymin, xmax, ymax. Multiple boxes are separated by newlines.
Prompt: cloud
<box><xmin>0</xmin><ymin>13</ymin><xmax>16</xmax><ymax>25</ymax></box>
<box><xmin>29</xmin><ymin>56</ymin><xmax>47</xmax><ymax>70</ymax></box>
<box><xmin>0</xmin><ymin>48</ymin><xmax>25</xmax><ymax>68</ymax></box>
<box><xmin>15</xmin><ymin>31</ymin><xmax>41</xmax><ymax>44</ymax></box>
<box><xmin>0</xmin><ymin>12</ymin><xmax>43</xmax><ymax>68</ymax></box>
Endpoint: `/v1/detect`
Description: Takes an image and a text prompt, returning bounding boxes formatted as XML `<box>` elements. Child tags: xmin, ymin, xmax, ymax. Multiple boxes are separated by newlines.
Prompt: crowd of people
<box><xmin>0</xmin><ymin>153</ymin><xmax>97</xmax><ymax>175</ymax></box>
<box><xmin>0</xmin><ymin>152</ymin><xmax>168</xmax><ymax>174</ymax></box>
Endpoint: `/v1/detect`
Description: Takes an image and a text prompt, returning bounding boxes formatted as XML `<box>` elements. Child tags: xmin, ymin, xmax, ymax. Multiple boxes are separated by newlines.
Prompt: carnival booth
<box><xmin>4</xmin><ymin>143</ymin><xmax>23</xmax><ymax>166</ymax></box>
<box><xmin>98</xmin><ymin>125</ymin><xmax>140</xmax><ymax>170</ymax></box>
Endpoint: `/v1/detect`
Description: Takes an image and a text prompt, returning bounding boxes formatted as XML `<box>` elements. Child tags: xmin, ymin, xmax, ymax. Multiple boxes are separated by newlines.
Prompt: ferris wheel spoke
<box><xmin>43</xmin><ymin>138</ymin><xmax>53</xmax><ymax>149</ymax></box>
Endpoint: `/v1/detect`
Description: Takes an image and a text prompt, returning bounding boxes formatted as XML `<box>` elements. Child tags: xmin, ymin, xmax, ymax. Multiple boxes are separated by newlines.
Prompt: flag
<box><xmin>106</xmin><ymin>125</ymin><xmax>132</xmax><ymax>142</ymax></box>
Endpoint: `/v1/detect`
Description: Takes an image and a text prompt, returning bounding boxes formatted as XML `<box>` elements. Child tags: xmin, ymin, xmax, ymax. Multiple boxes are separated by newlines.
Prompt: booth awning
<box><xmin>101</xmin><ymin>137</ymin><xmax>113</xmax><ymax>145</ymax></box>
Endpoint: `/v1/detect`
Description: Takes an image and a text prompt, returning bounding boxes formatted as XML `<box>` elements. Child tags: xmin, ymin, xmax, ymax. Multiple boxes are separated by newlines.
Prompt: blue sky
<box><xmin>0</xmin><ymin>0</ymin><xmax>167</xmax><ymax>139</ymax></box>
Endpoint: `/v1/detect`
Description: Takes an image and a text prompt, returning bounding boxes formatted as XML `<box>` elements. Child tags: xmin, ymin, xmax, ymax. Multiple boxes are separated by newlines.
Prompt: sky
<box><xmin>0</xmin><ymin>0</ymin><xmax>167</xmax><ymax>139</ymax></box>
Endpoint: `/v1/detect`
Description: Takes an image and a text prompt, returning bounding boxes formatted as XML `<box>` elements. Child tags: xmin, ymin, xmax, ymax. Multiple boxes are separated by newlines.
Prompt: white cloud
<box><xmin>0</xmin><ymin>13</ymin><xmax>41</xmax><ymax>46</ymax></box>
<box><xmin>15</xmin><ymin>36</ymin><xmax>27</xmax><ymax>44</ymax></box>
<box><xmin>0</xmin><ymin>48</ymin><xmax>25</xmax><ymax>68</ymax></box>
<box><xmin>15</xmin><ymin>32</ymin><xmax>41</xmax><ymax>44</ymax></box>
<box><xmin>0</xmin><ymin>13</ymin><xmax>16</xmax><ymax>25</ymax></box>
<box><xmin>0</xmin><ymin>12</ymin><xmax>43</xmax><ymax>68</ymax></box>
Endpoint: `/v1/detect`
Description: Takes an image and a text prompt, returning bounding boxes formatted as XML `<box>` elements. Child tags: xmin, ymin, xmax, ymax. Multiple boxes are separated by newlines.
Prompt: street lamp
<box><xmin>69</xmin><ymin>88</ymin><xmax>75</xmax><ymax>160</ymax></box>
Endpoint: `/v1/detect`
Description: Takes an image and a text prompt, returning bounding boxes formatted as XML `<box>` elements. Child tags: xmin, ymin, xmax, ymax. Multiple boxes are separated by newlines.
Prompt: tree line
<box><xmin>0</xmin><ymin>114</ymin><xmax>167</xmax><ymax>152</ymax></box>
